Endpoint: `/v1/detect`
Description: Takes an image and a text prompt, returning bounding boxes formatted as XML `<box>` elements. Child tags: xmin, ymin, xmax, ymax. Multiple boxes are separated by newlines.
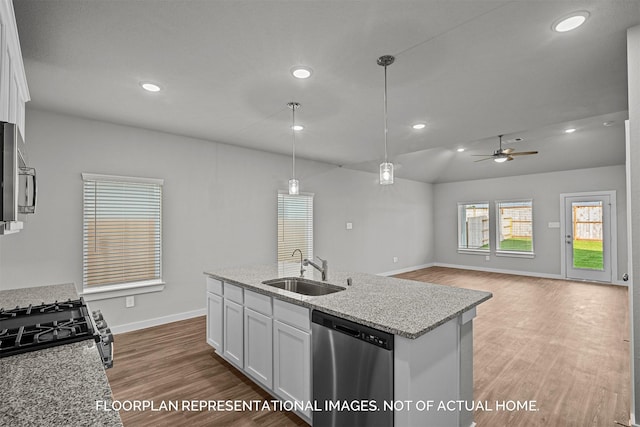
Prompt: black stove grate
<box><xmin>0</xmin><ymin>298</ymin><xmax>99</xmax><ymax>358</ymax></box>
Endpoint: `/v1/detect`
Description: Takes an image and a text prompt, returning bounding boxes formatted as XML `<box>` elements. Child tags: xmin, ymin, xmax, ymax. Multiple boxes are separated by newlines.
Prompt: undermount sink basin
<box><xmin>262</xmin><ymin>277</ymin><xmax>345</xmax><ymax>296</ymax></box>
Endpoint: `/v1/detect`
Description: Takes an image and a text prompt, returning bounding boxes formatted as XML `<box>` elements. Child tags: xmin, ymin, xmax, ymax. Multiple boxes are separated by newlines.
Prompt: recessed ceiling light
<box><xmin>412</xmin><ymin>123</ymin><xmax>426</xmax><ymax>130</ymax></box>
<box><xmin>141</xmin><ymin>82</ymin><xmax>161</xmax><ymax>92</ymax></box>
<box><xmin>553</xmin><ymin>11</ymin><xmax>589</xmax><ymax>33</ymax></box>
<box><xmin>603</xmin><ymin>121</ymin><xmax>615</xmax><ymax>127</ymax></box>
<box><xmin>564</xmin><ymin>128</ymin><xmax>576</xmax><ymax>133</ymax></box>
<box><xmin>291</xmin><ymin>125</ymin><xmax>304</xmax><ymax>131</ymax></box>
<box><xmin>457</xmin><ymin>148</ymin><xmax>465</xmax><ymax>152</ymax></box>
<box><xmin>291</xmin><ymin>66</ymin><xmax>313</xmax><ymax>79</ymax></box>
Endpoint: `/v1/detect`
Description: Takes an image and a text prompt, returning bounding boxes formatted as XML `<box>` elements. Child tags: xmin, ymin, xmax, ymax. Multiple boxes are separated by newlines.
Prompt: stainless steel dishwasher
<box><xmin>312</xmin><ymin>310</ymin><xmax>394</xmax><ymax>427</ymax></box>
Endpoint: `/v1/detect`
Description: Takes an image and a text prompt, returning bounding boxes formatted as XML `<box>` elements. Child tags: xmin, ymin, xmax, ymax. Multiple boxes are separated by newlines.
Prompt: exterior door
<box><xmin>563</xmin><ymin>194</ymin><xmax>612</xmax><ymax>282</ymax></box>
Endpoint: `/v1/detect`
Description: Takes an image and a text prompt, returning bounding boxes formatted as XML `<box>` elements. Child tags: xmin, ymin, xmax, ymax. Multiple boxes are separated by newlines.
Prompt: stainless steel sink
<box><xmin>262</xmin><ymin>277</ymin><xmax>345</xmax><ymax>296</ymax></box>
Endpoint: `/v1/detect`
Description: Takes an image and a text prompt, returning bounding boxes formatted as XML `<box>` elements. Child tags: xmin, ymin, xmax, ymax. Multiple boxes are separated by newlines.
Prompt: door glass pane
<box><xmin>457</xmin><ymin>202</ymin><xmax>489</xmax><ymax>251</ymax></box>
<box><xmin>572</xmin><ymin>201</ymin><xmax>603</xmax><ymax>271</ymax></box>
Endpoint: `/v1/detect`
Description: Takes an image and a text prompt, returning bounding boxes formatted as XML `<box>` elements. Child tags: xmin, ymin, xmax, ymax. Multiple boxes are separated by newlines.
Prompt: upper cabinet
<box><xmin>0</xmin><ymin>0</ymin><xmax>30</xmax><ymax>139</ymax></box>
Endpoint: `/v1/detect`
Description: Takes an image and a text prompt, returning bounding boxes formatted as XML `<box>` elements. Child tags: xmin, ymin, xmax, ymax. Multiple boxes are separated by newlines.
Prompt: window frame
<box><xmin>457</xmin><ymin>201</ymin><xmax>490</xmax><ymax>254</ymax></box>
<box><xmin>81</xmin><ymin>173</ymin><xmax>165</xmax><ymax>301</ymax></box>
<box><xmin>495</xmin><ymin>199</ymin><xmax>535</xmax><ymax>258</ymax></box>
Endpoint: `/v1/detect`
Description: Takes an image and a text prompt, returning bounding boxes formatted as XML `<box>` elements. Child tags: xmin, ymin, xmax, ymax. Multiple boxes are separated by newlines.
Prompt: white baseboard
<box><xmin>433</xmin><ymin>262</ymin><xmax>563</xmax><ymax>280</ymax></box>
<box><xmin>377</xmin><ymin>262</ymin><xmax>435</xmax><ymax>277</ymax></box>
<box><xmin>434</xmin><ymin>262</ymin><xmax>629</xmax><ymax>287</ymax></box>
<box><xmin>110</xmin><ymin>308</ymin><xmax>206</xmax><ymax>334</ymax></box>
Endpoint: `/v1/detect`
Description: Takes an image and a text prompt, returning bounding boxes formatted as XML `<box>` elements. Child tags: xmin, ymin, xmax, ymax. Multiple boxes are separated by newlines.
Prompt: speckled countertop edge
<box><xmin>204</xmin><ymin>264</ymin><xmax>492</xmax><ymax>339</ymax></box>
<box><xmin>0</xmin><ymin>284</ymin><xmax>123</xmax><ymax>427</ymax></box>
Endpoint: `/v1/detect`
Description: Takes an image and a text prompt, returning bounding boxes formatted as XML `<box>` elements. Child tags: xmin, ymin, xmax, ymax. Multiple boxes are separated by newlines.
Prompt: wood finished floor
<box><xmin>107</xmin><ymin>267</ymin><xmax>630</xmax><ymax>427</ymax></box>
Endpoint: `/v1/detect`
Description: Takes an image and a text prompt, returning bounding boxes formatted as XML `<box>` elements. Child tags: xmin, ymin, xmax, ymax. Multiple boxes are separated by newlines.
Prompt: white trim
<box><xmin>495</xmin><ymin>251</ymin><xmax>535</xmax><ymax>259</ymax></box>
<box><xmin>81</xmin><ymin>172</ymin><xmax>164</xmax><ymax>186</ymax></box>
<box><xmin>110</xmin><ymin>308</ymin><xmax>206</xmax><ymax>334</ymax></box>
<box><xmin>81</xmin><ymin>280</ymin><xmax>165</xmax><ymax>301</ymax></box>
<box><xmin>435</xmin><ymin>262</ymin><xmax>563</xmax><ymax>280</ymax></box>
<box><xmin>377</xmin><ymin>263</ymin><xmax>435</xmax><ymax>276</ymax></box>
<box><xmin>457</xmin><ymin>249</ymin><xmax>490</xmax><ymax>255</ymax></box>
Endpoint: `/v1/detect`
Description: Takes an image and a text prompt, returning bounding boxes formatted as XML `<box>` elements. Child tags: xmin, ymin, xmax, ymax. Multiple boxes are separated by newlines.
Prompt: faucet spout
<box><xmin>303</xmin><ymin>256</ymin><xmax>328</xmax><ymax>281</ymax></box>
<box><xmin>292</xmin><ymin>249</ymin><xmax>305</xmax><ymax>277</ymax></box>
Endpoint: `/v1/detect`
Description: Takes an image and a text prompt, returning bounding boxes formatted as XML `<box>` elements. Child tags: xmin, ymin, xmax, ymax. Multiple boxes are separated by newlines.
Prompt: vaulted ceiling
<box><xmin>14</xmin><ymin>0</ymin><xmax>640</xmax><ymax>183</ymax></box>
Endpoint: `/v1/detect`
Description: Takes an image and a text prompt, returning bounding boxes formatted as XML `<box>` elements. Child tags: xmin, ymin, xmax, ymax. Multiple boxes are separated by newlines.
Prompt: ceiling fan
<box><xmin>473</xmin><ymin>135</ymin><xmax>538</xmax><ymax>163</ymax></box>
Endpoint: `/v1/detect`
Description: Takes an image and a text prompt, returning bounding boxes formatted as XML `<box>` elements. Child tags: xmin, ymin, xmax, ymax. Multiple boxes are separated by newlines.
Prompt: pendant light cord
<box><xmin>292</xmin><ymin>105</ymin><xmax>296</xmax><ymax>179</ymax></box>
<box><xmin>383</xmin><ymin>64</ymin><xmax>388</xmax><ymax>163</ymax></box>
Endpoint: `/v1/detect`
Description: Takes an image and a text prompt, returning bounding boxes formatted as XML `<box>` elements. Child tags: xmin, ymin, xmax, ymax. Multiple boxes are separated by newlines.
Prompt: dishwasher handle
<box><xmin>335</xmin><ymin>323</ymin><xmax>359</xmax><ymax>337</ymax></box>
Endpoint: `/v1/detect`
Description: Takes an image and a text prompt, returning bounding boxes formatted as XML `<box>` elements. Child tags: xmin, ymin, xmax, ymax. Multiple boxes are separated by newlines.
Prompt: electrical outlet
<box><xmin>485</xmin><ymin>255</ymin><xmax>490</xmax><ymax>261</ymax></box>
<box><xmin>125</xmin><ymin>296</ymin><xmax>135</xmax><ymax>308</ymax></box>
<box><xmin>393</xmin><ymin>256</ymin><xmax>398</xmax><ymax>263</ymax></box>
<box><xmin>346</xmin><ymin>222</ymin><xmax>353</xmax><ymax>230</ymax></box>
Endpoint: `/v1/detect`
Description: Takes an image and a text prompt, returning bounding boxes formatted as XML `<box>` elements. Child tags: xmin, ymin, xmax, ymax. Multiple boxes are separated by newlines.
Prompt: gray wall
<box><xmin>433</xmin><ymin>166</ymin><xmax>628</xmax><ymax>280</ymax></box>
<box><xmin>0</xmin><ymin>108</ymin><xmax>434</xmax><ymax>327</ymax></box>
<box><xmin>627</xmin><ymin>25</ymin><xmax>640</xmax><ymax>427</ymax></box>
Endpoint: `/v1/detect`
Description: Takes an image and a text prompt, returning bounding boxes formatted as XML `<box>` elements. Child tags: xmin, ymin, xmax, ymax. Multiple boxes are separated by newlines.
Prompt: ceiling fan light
<box><xmin>380</xmin><ymin>162</ymin><xmax>394</xmax><ymax>185</ymax></box>
<box><xmin>494</xmin><ymin>157</ymin><xmax>508</xmax><ymax>163</ymax></box>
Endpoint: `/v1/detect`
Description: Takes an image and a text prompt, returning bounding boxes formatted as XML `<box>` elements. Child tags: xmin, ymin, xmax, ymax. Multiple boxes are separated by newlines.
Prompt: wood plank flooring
<box><xmin>107</xmin><ymin>267</ymin><xmax>630</xmax><ymax>426</ymax></box>
<box><xmin>396</xmin><ymin>267</ymin><xmax>630</xmax><ymax>427</ymax></box>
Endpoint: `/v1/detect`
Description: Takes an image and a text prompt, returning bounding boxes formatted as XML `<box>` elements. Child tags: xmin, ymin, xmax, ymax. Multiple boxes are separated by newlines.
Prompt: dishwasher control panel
<box><xmin>312</xmin><ymin>310</ymin><xmax>394</xmax><ymax>350</ymax></box>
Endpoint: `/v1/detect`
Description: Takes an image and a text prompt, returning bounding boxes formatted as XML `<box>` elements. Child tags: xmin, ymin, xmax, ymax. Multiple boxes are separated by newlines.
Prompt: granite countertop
<box><xmin>204</xmin><ymin>264</ymin><xmax>492</xmax><ymax>339</ymax></box>
<box><xmin>0</xmin><ymin>284</ymin><xmax>123</xmax><ymax>427</ymax></box>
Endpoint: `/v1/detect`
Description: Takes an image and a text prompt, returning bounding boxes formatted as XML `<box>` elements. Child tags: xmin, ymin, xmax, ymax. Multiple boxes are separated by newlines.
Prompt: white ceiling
<box><xmin>13</xmin><ymin>0</ymin><xmax>639</xmax><ymax>183</ymax></box>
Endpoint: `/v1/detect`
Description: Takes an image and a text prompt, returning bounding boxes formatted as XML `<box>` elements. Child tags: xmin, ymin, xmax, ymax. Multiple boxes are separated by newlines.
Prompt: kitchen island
<box><xmin>0</xmin><ymin>284</ymin><xmax>122</xmax><ymax>427</ymax></box>
<box><xmin>204</xmin><ymin>264</ymin><xmax>492</xmax><ymax>427</ymax></box>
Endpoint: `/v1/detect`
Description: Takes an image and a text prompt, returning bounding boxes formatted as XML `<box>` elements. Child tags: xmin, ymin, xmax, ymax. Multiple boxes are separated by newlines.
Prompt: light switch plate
<box><xmin>346</xmin><ymin>222</ymin><xmax>353</xmax><ymax>230</ymax></box>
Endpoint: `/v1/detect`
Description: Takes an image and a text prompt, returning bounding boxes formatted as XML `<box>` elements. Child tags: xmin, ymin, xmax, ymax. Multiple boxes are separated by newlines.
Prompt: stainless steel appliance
<box><xmin>312</xmin><ymin>310</ymin><xmax>394</xmax><ymax>427</ymax></box>
<box><xmin>0</xmin><ymin>298</ymin><xmax>114</xmax><ymax>368</ymax></box>
<box><xmin>1</xmin><ymin>121</ymin><xmax>36</xmax><ymax>234</ymax></box>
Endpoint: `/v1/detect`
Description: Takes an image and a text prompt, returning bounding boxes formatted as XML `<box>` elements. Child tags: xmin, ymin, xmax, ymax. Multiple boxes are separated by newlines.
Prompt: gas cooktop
<box><xmin>0</xmin><ymin>298</ymin><xmax>113</xmax><ymax>367</ymax></box>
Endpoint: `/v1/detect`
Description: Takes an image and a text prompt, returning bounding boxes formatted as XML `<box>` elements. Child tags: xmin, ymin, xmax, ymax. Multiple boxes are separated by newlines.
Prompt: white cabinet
<box><xmin>273</xmin><ymin>300</ymin><xmax>311</xmax><ymax>419</ymax></box>
<box><xmin>223</xmin><ymin>299</ymin><xmax>244</xmax><ymax>368</ymax></box>
<box><xmin>0</xmin><ymin>1</ymin><xmax>29</xmax><ymax>138</ymax></box>
<box><xmin>244</xmin><ymin>308</ymin><xmax>273</xmax><ymax>388</ymax></box>
<box><xmin>206</xmin><ymin>292</ymin><xmax>223</xmax><ymax>351</ymax></box>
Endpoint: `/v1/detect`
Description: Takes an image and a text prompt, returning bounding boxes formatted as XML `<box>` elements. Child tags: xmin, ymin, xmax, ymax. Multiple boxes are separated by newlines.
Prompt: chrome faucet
<box><xmin>303</xmin><ymin>256</ymin><xmax>328</xmax><ymax>281</ymax></box>
<box><xmin>292</xmin><ymin>249</ymin><xmax>305</xmax><ymax>277</ymax></box>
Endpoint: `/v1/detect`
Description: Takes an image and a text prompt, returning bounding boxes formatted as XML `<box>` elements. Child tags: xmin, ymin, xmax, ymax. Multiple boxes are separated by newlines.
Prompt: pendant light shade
<box><xmin>378</xmin><ymin>55</ymin><xmax>395</xmax><ymax>185</ymax></box>
<box><xmin>288</xmin><ymin>102</ymin><xmax>301</xmax><ymax>195</ymax></box>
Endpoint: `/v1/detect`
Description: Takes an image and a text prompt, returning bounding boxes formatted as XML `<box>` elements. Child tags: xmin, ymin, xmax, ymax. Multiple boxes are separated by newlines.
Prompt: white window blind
<box><xmin>277</xmin><ymin>191</ymin><xmax>313</xmax><ymax>262</ymax></box>
<box><xmin>82</xmin><ymin>173</ymin><xmax>163</xmax><ymax>288</ymax></box>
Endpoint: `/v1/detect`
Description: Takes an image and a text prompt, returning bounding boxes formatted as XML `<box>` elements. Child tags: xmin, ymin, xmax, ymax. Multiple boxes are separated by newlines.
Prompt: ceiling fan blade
<box><xmin>502</xmin><ymin>148</ymin><xmax>514</xmax><ymax>154</ymax></box>
<box><xmin>509</xmin><ymin>151</ymin><xmax>539</xmax><ymax>156</ymax></box>
<box><xmin>474</xmin><ymin>157</ymin><xmax>495</xmax><ymax>162</ymax></box>
<box><xmin>507</xmin><ymin>156</ymin><xmax>514</xmax><ymax>161</ymax></box>
<box><xmin>471</xmin><ymin>154</ymin><xmax>495</xmax><ymax>157</ymax></box>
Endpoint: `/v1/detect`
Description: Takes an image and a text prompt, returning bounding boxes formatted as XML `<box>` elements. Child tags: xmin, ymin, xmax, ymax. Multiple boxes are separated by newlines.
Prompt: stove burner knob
<box><xmin>92</xmin><ymin>310</ymin><xmax>104</xmax><ymax>321</ymax></box>
<box><xmin>100</xmin><ymin>332</ymin><xmax>113</xmax><ymax>345</ymax></box>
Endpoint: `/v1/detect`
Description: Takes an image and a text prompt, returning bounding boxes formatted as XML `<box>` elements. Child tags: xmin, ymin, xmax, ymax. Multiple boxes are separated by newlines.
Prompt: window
<box><xmin>277</xmin><ymin>191</ymin><xmax>313</xmax><ymax>269</ymax></box>
<box><xmin>496</xmin><ymin>200</ymin><xmax>534</xmax><ymax>255</ymax></box>
<box><xmin>82</xmin><ymin>173</ymin><xmax>163</xmax><ymax>290</ymax></box>
<box><xmin>458</xmin><ymin>202</ymin><xmax>489</xmax><ymax>252</ymax></box>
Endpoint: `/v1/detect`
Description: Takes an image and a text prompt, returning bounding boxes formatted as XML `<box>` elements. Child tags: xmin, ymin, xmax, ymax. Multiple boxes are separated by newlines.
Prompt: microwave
<box><xmin>1</xmin><ymin>122</ymin><xmax>36</xmax><ymax>234</ymax></box>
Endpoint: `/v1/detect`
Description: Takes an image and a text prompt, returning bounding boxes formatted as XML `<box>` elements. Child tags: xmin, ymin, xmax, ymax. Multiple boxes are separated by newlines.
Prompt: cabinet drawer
<box><xmin>245</xmin><ymin>290</ymin><xmax>272</xmax><ymax>316</ymax></box>
<box><xmin>273</xmin><ymin>299</ymin><xmax>310</xmax><ymax>331</ymax></box>
<box><xmin>224</xmin><ymin>283</ymin><xmax>244</xmax><ymax>304</ymax></box>
<box><xmin>206</xmin><ymin>276</ymin><xmax>223</xmax><ymax>295</ymax></box>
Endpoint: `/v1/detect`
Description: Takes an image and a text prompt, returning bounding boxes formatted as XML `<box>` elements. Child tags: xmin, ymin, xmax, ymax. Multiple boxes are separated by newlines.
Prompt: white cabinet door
<box><xmin>223</xmin><ymin>299</ymin><xmax>243</xmax><ymax>368</ymax></box>
<box><xmin>273</xmin><ymin>319</ymin><xmax>311</xmax><ymax>417</ymax></box>
<box><xmin>244</xmin><ymin>307</ymin><xmax>273</xmax><ymax>389</ymax></box>
<box><xmin>206</xmin><ymin>292</ymin><xmax>223</xmax><ymax>351</ymax></box>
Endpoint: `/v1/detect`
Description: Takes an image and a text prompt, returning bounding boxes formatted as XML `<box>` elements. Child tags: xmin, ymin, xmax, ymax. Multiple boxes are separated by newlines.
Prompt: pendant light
<box><xmin>377</xmin><ymin>55</ymin><xmax>395</xmax><ymax>185</ymax></box>
<box><xmin>288</xmin><ymin>102</ymin><xmax>301</xmax><ymax>195</ymax></box>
